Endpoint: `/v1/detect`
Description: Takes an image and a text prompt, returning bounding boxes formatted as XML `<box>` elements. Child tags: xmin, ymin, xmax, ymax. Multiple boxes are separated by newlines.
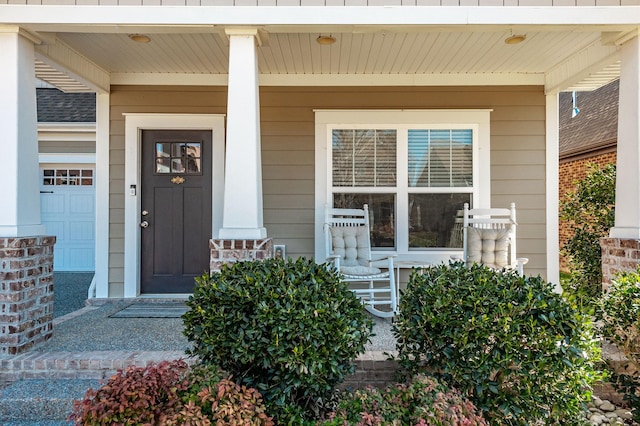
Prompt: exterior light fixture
<box><xmin>128</xmin><ymin>34</ymin><xmax>151</xmax><ymax>43</ymax></box>
<box><xmin>571</xmin><ymin>91</ymin><xmax>580</xmax><ymax>118</ymax></box>
<box><xmin>316</xmin><ymin>35</ymin><xmax>336</xmax><ymax>45</ymax></box>
<box><xmin>504</xmin><ymin>34</ymin><xmax>526</xmax><ymax>45</ymax></box>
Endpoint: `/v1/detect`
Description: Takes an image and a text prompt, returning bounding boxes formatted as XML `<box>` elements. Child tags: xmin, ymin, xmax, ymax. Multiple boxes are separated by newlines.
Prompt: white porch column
<box><xmin>601</xmin><ymin>33</ymin><xmax>640</xmax><ymax>286</ymax></box>
<box><xmin>546</xmin><ymin>93</ymin><xmax>561</xmax><ymax>291</ymax></box>
<box><xmin>218</xmin><ymin>29</ymin><xmax>266</xmax><ymax>239</ymax></box>
<box><xmin>610</xmin><ymin>34</ymin><xmax>640</xmax><ymax>239</ymax></box>
<box><xmin>93</xmin><ymin>92</ymin><xmax>110</xmax><ymax>299</ymax></box>
<box><xmin>0</xmin><ymin>27</ymin><xmax>45</xmax><ymax>237</ymax></box>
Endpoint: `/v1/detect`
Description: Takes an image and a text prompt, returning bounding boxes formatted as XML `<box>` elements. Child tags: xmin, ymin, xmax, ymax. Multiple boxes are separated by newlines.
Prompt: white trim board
<box><xmin>3</xmin><ymin>6</ymin><xmax>640</xmax><ymax>26</ymax></box>
<box><xmin>123</xmin><ymin>113</ymin><xmax>225</xmax><ymax>298</ymax></box>
<box><xmin>39</xmin><ymin>153</ymin><xmax>95</xmax><ymax>164</ymax></box>
<box><xmin>110</xmin><ymin>72</ymin><xmax>545</xmax><ymax>87</ymax></box>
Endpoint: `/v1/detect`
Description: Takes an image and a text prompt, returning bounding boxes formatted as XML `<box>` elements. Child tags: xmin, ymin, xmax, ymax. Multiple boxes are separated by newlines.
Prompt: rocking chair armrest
<box><xmin>369</xmin><ymin>254</ymin><xmax>397</xmax><ymax>262</ymax></box>
<box><xmin>326</xmin><ymin>254</ymin><xmax>341</xmax><ymax>270</ymax></box>
<box><xmin>369</xmin><ymin>254</ymin><xmax>397</xmax><ymax>269</ymax></box>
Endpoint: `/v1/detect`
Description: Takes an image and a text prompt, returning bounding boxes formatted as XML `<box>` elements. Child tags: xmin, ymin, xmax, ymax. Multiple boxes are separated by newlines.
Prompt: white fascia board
<box><xmin>38</xmin><ymin>153</ymin><xmax>96</xmax><ymax>163</ymax></box>
<box><xmin>38</xmin><ymin>122</ymin><xmax>96</xmax><ymax>130</ymax></box>
<box><xmin>1</xmin><ymin>5</ymin><xmax>639</xmax><ymax>27</ymax></box>
<box><xmin>111</xmin><ymin>73</ymin><xmax>228</xmax><ymax>86</ymax></box>
<box><xmin>112</xmin><ymin>72</ymin><xmax>544</xmax><ymax>87</ymax></box>
<box><xmin>38</xmin><ymin>122</ymin><xmax>96</xmax><ymax>142</ymax></box>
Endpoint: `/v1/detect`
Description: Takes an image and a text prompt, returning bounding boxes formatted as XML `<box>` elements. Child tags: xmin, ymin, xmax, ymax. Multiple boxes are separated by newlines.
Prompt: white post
<box><xmin>610</xmin><ymin>34</ymin><xmax>640</xmax><ymax>239</ymax></box>
<box><xmin>218</xmin><ymin>29</ymin><xmax>266</xmax><ymax>240</ymax></box>
<box><xmin>94</xmin><ymin>92</ymin><xmax>110</xmax><ymax>298</ymax></box>
<box><xmin>546</xmin><ymin>93</ymin><xmax>561</xmax><ymax>291</ymax></box>
<box><xmin>0</xmin><ymin>27</ymin><xmax>45</xmax><ymax>237</ymax></box>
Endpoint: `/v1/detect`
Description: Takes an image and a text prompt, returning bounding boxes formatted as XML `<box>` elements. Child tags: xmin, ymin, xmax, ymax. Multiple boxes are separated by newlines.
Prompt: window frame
<box><xmin>314</xmin><ymin>109</ymin><xmax>492</xmax><ymax>264</ymax></box>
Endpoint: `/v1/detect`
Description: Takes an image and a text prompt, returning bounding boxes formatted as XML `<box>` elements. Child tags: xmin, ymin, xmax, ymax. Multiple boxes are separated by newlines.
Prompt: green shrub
<box><xmin>393</xmin><ymin>262</ymin><xmax>600</xmax><ymax>425</ymax></box>
<box><xmin>182</xmin><ymin>257</ymin><xmax>373</xmax><ymax>423</ymax></box>
<box><xmin>560</xmin><ymin>162</ymin><xmax>616</xmax><ymax>310</ymax></box>
<box><xmin>320</xmin><ymin>374</ymin><xmax>487</xmax><ymax>426</ymax></box>
<box><xmin>597</xmin><ymin>267</ymin><xmax>640</xmax><ymax>422</ymax></box>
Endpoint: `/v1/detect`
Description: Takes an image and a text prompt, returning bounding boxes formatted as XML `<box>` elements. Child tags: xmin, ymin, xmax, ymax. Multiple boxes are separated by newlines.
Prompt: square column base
<box><xmin>209</xmin><ymin>238</ymin><xmax>274</xmax><ymax>272</ymax></box>
<box><xmin>0</xmin><ymin>236</ymin><xmax>56</xmax><ymax>355</ymax></box>
<box><xmin>600</xmin><ymin>237</ymin><xmax>640</xmax><ymax>289</ymax></box>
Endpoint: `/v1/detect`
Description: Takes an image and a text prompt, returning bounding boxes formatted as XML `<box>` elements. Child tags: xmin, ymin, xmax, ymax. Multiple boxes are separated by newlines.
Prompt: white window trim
<box><xmin>123</xmin><ymin>113</ymin><xmax>225</xmax><ymax>298</ymax></box>
<box><xmin>314</xmin><ymin>109</ymin><xmax>492</xmax><ymax>265</ymax></box>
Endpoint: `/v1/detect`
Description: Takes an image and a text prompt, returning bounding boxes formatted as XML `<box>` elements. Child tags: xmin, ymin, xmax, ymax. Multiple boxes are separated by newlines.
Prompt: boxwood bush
<box><xmin>182</xmin><ymin>257</ymin><xmax>373</xmax><ymax>423</ymax></box>
<box><xmin>393</xmin><ymin>262</ymin><xmax>600</xmax><ymax>425</ymax></box>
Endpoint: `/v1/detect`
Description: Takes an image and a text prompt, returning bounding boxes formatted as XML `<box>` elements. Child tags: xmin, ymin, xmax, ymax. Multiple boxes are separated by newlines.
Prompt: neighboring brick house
<box><xmin>559</xmin><ymin>80</ymin><xmax>618</xmax><ymax>271</ymax></box>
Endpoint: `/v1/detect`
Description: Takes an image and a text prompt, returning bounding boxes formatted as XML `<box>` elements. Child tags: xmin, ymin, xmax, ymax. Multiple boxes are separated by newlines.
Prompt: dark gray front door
<box><xmin>140</xmin><ymin>130</ymin><xmax>212</xmax><ymax>294</ymax></box>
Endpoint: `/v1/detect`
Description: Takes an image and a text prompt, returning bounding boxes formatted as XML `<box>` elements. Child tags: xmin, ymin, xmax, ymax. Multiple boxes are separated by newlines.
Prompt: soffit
<box><xmin>32</xmin><ymin>26</ymin><xmax>627</xmax><ymax>92</ymax></box>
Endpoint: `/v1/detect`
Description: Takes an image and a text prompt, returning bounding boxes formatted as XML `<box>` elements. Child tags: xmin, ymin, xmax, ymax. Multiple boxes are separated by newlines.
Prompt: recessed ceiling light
<box><xmin>316</xmin><ymin>35</ymin><xmax>336</xmax><ymax>45</ymax></box>
<box><xmin>504</xmin><ymin>34</ymin><xmax>526</xmax><ymax>45</ymax></box>
<box><xmin>128</xmin><ymin>34</ymin><xmax>151</xmax><ymax>43</ymax></box>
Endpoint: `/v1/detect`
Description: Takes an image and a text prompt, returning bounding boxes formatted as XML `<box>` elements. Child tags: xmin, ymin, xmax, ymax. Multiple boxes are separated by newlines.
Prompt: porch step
<box><xmin>0</xmin><ymin>350</ymin><xmax>194</xmax><ymax>424</ymax></box>
<box><xmin>0</xmin><ymin>350</ymin><xmax>398</xmax><ymax>423</ymax></box>
<box><xmin>0</xmin><ymin>378</ymin><xmax>97</xmax><ymax>422</ymax></box>
<box><xmin>0</xmin><ymin>350</ymin><xmax>193</xmax><ymax>383</ymax></box>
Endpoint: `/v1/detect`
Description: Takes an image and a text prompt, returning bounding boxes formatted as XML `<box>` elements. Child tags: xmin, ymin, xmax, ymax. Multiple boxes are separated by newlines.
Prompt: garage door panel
<box><xmin>67</xmin><ymin>247</ymin><xmax>95</xmax><ymax>270</ymax></box>
<box><xmin>41</xmin><ymin>194</ymin><xmax>65</xmax><ymax>214</ymax></box>
<box><xmin>69</xmin><ymin>193</ymin><xmax>95</xmax><ymax>214</ymax></box>
<box><xmin>69</xmin><ymin>221</ymin><xmax>94</xmax><ymax>240</ymax></box>
<box><xmin>40</xmin><ymin>166</ymin><xmax>95</xmax><ymax>272</ymax></box>
<box><xmin>44</xmin><ymin>221</ymin><xmax>65</xmax><ymax>239</ymax></box>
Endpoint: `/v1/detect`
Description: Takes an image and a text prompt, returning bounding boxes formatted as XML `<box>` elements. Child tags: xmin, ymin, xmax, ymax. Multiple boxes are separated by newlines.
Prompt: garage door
<box><xmin>40</xmin><ymin>167</ymin><xmax>95</xmax><ymax>272</ymax></box>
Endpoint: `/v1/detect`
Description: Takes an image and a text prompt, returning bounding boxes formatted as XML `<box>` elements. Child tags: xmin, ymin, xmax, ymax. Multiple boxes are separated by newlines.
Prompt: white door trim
<box><xmin>123</xmin><ymin>113</ymin><xmax>225</xmax><ymax>298</ymax></box>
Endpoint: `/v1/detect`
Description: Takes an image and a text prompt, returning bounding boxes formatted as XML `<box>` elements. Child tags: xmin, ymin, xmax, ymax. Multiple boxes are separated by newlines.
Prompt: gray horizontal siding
<box><xmin>108</xmin><ymin>84</ymin><xmax>547</xmax><ymax>296</ymax></box>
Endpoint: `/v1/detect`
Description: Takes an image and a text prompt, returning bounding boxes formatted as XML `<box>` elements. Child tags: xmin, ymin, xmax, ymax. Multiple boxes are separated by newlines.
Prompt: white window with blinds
<box><xmin>315</xmin><ymin>110</ymin><xmax>491</xmax><ymax>262</ymax></box>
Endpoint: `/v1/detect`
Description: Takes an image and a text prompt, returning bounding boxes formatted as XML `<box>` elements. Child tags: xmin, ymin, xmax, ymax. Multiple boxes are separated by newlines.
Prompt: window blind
<box><xmin>332</xmin><ymin>129</ymin><xmax>397</xmax><ymax>187</ymax></box>
<box><xmin>408</xmin><ymin>129</ymin><xmax>472</xmax><ymax>188</ymax></box>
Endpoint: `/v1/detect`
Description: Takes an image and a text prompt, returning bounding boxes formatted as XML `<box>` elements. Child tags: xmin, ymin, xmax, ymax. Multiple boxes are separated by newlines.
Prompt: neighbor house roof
<box><xmin>559</xmin><ymin>79</ymin><xmax>618</xmax><ymax>160</ymax></box>
<box><xmin>36</xmin><ymin>88</ymin><xmax>96</xmax><ymax>123</ymax></box>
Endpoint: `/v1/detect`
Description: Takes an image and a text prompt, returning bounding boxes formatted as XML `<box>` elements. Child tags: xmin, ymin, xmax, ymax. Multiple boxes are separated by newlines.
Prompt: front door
<box><xmin>140</xmin><ymin>130</ymin><xmax>212</xmax><ymax>294</ymax></box>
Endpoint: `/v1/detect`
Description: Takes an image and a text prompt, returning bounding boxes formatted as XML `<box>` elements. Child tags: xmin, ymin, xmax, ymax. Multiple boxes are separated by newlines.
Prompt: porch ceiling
<box><xmin>31</xmin><ymin>25</ymin><xmax>628</xmax><ymax>93</ymax></box>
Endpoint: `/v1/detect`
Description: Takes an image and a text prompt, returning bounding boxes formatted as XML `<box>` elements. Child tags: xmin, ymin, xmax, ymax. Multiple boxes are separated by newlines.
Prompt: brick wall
<box><xmin>600</xmin><ymin>238</ymin><xmax>640</xmax><ymax>289</ymax></box>
<box><xmin>0</xmin><ymin>236</ymin><xmax>56</xmax><ymax>355</ymax></box>
<box><xmin>558</xmin><ymin>152</ymin><xmax>616</xmax><ymax>271</ymax></box>
<box><xmin>209</xmin><ymin>238</ymin><xmax>274</xmax><ymax>272</ymax></box>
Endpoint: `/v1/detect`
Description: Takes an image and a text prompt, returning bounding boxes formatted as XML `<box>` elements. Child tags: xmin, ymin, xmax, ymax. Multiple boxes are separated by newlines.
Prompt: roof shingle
<box><xmin>36</xmin><ymin>88</ymin><xmax>96</xmax><ymax>123</ymax></box>
<box><xmin>559</xmin><ymin>80</ymin><xmax>618</xmax><ymax>159</ymax></box>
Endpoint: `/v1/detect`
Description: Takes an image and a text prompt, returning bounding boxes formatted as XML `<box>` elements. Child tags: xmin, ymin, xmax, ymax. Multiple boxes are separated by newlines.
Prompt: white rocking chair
<box><xmin>324</xmin><ymin>204</ymin><xmax>397</xmax><ymax>318</ymax></box>
<box><xmin>460</xmin><ymin>202</ymin><xmax>529</xmax><ymax>275</ymax></box>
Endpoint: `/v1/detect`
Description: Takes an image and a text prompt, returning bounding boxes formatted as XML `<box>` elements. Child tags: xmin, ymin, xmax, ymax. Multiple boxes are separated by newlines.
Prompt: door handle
<box><xmin>140</xmin><ymin>221</ymin><xmax>149</xmax><ymax>228</ymax></box>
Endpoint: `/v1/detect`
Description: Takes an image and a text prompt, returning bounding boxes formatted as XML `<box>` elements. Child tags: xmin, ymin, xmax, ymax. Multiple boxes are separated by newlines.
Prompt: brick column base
<box><xmin>0</xmin><ymin>236</ymin><xmax>56</xmax><ymax>355</ymax></box>
<box><xmin>209</xmin><ymin>238</ymin><xmax>273</xmax><ymax>272</ymax></box>
<box><xmin>600</xmin><ymin>237</ymin><xmax>640</xmax><ymax>290</ymax></box>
